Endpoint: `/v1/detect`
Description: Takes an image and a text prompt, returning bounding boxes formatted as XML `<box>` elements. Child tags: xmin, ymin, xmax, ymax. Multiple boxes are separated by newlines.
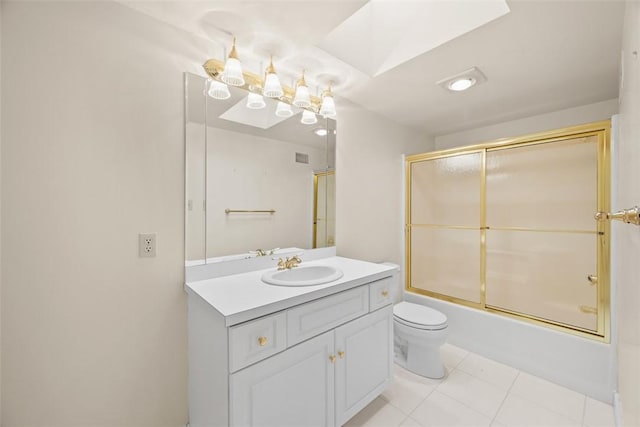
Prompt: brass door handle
<box><xmin>587</xmin><ymin>275</ymin><xmax>598</xmax><ymax>285</ymax></box>
<box><xmin>381</xmin><ymin>290</ymin><xmax>389</xmax><ymax>297</ymax></box>
<box><xmin>595</xmin><ymin>206</ymin><xmax>640</xmax><ymax>225</ymax></box>
<box><xmin>329</xmin><ymin>355</ymin><xmax>336</xmax><ymax>364</ymax></box>
<box><xmin>258</xmin><ymin>336</ymin><xmax>268</xmax><ymax>346</ymax></box>
<box><xmin>338</xmin><ymin>351</ymin><xmax>345</xmax><ymax>359</ymax></box>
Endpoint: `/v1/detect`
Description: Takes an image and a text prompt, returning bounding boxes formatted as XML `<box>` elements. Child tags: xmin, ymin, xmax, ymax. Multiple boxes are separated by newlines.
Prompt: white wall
<box><xmin>335</xmin><ymin>99</ymin><xmax>433</xmax><ymax>289</ymax></box>
<box><xmin>0</xmin><ymin>2</ymin><xmax>431</xmax><ymax>425</ymax></box>
<box><xmin>435</xmin><ymin>99</ymin><xmax>618</xmax><ymax>150</ymax></box>
<box><xmin>615</xmin><ymin>1</ymin><xmax>640</xmax><ymax>424</ymax></box>
<box><xmin>0</xmin><ymin>2</ymin><xmax>213</xmax><ymax>425</ymax></box>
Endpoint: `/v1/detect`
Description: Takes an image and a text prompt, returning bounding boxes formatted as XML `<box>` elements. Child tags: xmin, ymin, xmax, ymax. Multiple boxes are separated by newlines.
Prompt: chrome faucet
<box><xmin>277</xmin><ymin>255</ymin><xmax>302</xmax><ymax>270</ymax></box>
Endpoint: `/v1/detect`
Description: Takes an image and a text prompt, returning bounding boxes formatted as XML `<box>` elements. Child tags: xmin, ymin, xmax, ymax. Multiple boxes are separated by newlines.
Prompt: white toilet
<box><xmin>393</xmin><ymin>301</ymin><xmax>449</xmax><ymax>379</ymax></box>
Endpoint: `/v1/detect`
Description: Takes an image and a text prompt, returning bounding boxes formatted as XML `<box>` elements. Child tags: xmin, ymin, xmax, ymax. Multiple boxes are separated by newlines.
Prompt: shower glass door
<box><xmin>486</xmin><ymin>136</ymin><xmax>599</xmax><ymax>331</ymax></box>
<box><xmin>408</xmin><ymin>152</ymin><xmax>483</xmax><ymax>304</ymax></box>
<box><xmin>406</xmin><ymin>121</ymin><xmax>610</xmax><ymax>339</ymax></box>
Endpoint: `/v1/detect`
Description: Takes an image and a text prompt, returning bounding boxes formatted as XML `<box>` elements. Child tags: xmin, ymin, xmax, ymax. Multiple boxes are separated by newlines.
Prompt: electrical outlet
<box><xmin>138</xmin><ymin>233</ymin><xmax>157</xmax><ymax>257</ymax></box>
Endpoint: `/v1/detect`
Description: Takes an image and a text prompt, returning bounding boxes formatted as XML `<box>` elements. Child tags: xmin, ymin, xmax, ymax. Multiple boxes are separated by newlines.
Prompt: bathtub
<box><xmin>403</xmin><ymin>292</ymin><xmax>616</xmax><ymax>403</ymax></box>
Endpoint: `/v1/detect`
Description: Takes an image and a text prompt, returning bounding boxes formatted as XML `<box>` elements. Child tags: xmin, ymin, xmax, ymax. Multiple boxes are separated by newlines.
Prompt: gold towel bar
<box><xmin>225</xmin><ymin>209</ymin><xmax>276</xmax><ymax>214</ymax></box>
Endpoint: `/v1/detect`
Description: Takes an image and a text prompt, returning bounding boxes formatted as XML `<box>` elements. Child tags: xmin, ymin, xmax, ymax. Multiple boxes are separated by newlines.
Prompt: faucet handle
<box><xmin>277</xmin><ymin>258</ymin><xmax>286</xmax><ymax>270</ymax></box>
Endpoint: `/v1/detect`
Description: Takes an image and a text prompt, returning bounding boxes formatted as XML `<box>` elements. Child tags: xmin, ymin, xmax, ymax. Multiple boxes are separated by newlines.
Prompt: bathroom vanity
<box><xmin>186</xmin><ymin>253</ymin><xmax>396</xmax><ymax>427</ymax></box>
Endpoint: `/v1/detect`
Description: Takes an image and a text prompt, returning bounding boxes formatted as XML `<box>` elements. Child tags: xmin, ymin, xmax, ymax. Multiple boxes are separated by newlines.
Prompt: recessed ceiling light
<box><xmin>448</xmin><ymin>78</ymin><xmax>476</xmax><ymax>91</ymax></box>
<box><xmin>313</xmin><ymin>128</ymin><xmax>328</xmax><ymax>136</ymax></box>
<box><xmin>437</xmin><ymin>67</ymin><xmax>487</xmax><ymax>93</ymax></box>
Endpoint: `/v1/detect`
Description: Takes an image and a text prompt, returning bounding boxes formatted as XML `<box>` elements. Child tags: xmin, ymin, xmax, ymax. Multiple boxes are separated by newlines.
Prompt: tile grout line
<box><xmin>432</xmin><ymin>367</ymin><xmax>510</xmax><ymax>424</ymax></box>
<box><xmin>488</xmin><ymin>370</ymin><xmax>521</xmax><ymax>425</ymax></box>
<box><xmin>385</xmin><ymin>371</ymin><xmax>443</xmax><ymax>421</ymax></box>
<box><xmin>509</xmin><ymin>373</ymin><xmax>590</xmax><ymax>424</ymax></box>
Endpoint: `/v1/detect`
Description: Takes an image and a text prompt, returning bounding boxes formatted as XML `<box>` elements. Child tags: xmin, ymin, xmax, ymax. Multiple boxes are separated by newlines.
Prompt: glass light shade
<box><xmin>319</xmin><ymin>95</ymin><xmax>336</xmax><ymax>118</ymax></box>
<box><xmin>275</xmin><ymin>101</ymin><xmax>293</xmax><ymax>118</ymax></box>
<box><xmin>263</xmin><ymin>73</ymin><xmax>284</xmax><ymax>98</ymax></box>
<box><xmin>448</xmin><ymin>78</ymin><xmax>475</xmax><ymax>91</ymax></box>
<box><xmin>293</xmin><ymin>84</ymin><xmax>311</xmax><ymax>108</ymax></box>
<box><xmin>221</xmin><ymin>57</ymin><xmax>245</xmax><ymax>86</ymax></box>
<box><xmin>207</xmin><ymin>80</ymin><xmax>231</xmax><ymax>100</ymax></box>
<box><xmin>301</xmin><ymin>109</ymin><xmax>318</xmax><ymax>125</ymax></box>
<box><xmin>246</xmin><ymin>92</ymin><xmax>266</xmax><ymax>109</ymax></box>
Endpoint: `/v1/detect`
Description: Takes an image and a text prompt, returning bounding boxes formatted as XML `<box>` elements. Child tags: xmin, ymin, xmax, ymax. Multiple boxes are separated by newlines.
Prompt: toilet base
<box><xmin>406</xmin><ymin>344</ymin><xmax>445</xmax><ymax>379</ymax></box>
<box><xmin>393</xmin><ymin>322</ymin><xmax>448</xmax><ymax>380</ymax></box>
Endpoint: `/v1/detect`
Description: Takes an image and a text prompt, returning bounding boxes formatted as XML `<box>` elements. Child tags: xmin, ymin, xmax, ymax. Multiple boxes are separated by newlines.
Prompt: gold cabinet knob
<box><xmin>329</xmin><ymin>355</ymin><xmax>336</xmax><ymax>364</ymax></box>
<box><xmin>338</xmin><ymin>351</ymin><xmax>345</xmax><ymax>359</ymax></box>
<box><xmin>258</xmin><ymin>336</ymin><xmax>268</xmax><ymax>347</ymax></box>
<box><xmin>587</xmin><ymin>275</ymin><xmax>598</xmax><ymax>285</ymax></box>
<box><xmin>381</xmin><ymin>290</ymin><xmax>389</xmax><ymax>297</ymax></box>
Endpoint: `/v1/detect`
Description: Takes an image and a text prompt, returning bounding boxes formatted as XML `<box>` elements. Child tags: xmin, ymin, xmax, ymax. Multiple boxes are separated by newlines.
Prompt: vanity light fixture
<box><xmin>202</xmin><ymin>40</ymin><xmax>336</xmax><ymax>117</ymax></box>
<box><xmin>263</xmin><ymin>56</ymin><xmax>284</xmax><ymax>98</ymax></box>
<box><xmin>293</xmin><ymin>70</ymin><xmax>311</xmax><ymax>109</ymax></box>
<box><xmin>275</xmin><ymin>101</ymin><xmax>293</xmax><ymax>118</ymax></box>
<box><xmin>246</xmin><ymin>92</ymin><xmax>266</xmax><ymax>109</ymax></box>
<box><xmin>437</xmin><ymin>67</ymin><xmax>487</xmax><ymax>93</ymax></box>
<box><xmin>221</xmin><ymin>37</ymin><xmax>245</xmax><ymax>87</ymax></box>
<box><xmin>207</xmin><ymin>80</ymin><xmax>231</xmax><ymax>100</ymax></box>
<box><xmin>319</xmin><ymin>83</ymin><xmax>337</xmax><ymax>118</ymax></box>
<box><xmin>301</xmin><ymin>109</ymin><xmax>318</xmax><ymax>125</ymax></box>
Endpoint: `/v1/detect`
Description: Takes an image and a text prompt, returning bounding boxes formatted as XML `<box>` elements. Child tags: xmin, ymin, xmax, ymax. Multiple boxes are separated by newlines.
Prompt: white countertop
<box><xmin>186</xmin><ymin>256</ymin><xmax>396</xmax><ymax>326</ymax></box>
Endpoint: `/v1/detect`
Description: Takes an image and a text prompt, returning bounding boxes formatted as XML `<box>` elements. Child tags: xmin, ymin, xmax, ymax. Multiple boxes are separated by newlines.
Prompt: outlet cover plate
<box><xmin>139</xmin><ymin>233</ymin><xmax>157</xmax><ymax>257</ymax></box>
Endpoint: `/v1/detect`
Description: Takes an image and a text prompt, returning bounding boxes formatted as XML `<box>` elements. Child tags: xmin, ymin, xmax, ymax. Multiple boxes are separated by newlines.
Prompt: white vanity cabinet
<box><xmin>230</xmin><ymin>305</ymin><xmax>392</xmax><ymax>427</ymax></box>
<box><xmin>187</xmin><ymin>264</ymin><xmax>396</xmax><ymax>427</ymax></box>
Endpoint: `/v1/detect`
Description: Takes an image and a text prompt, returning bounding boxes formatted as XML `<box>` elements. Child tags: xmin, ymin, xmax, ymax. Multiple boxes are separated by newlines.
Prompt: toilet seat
<box><xmin>393</xmin><ymin>302</ymin><xmax>448</xmax><ymax>331</ymax></box>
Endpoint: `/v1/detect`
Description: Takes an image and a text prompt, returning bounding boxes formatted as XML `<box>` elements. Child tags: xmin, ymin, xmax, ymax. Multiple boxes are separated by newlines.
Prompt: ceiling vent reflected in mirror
<box><xmin>295</xmin><ymin>152</ymin><xmax>310</xmax><ymax>164</ymax></box>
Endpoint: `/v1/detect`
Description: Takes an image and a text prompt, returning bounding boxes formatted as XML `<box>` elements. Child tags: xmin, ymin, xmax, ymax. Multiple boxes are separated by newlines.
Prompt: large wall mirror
<box><xmin>185</xmin><ymin>72</ymin><xmax>336</xmax><ymax>265</ymax></box>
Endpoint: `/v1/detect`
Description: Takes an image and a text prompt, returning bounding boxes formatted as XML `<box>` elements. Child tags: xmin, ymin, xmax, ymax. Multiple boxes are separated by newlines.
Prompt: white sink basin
<box><xmin>261</xmin><ymin>265</ymin><xmax>344</xmax><ymax>287</ymax></box>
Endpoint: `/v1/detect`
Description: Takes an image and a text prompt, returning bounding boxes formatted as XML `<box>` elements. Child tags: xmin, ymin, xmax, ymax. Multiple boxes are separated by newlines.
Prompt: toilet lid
<box><xmin>394</xmin><ymin>302</ymin><xmax>447</xmax><ymax>329</ymax></box>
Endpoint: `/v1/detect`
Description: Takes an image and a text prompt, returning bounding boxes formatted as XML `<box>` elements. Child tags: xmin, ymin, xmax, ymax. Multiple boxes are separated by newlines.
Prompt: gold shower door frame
<box><xmin>313</xmin><ymin>170</ymin><xmax>336</xmax><ymax>248</ymax></box>
<box><xmin>405</xmin><ymin>121</ymin><xmax>611</xmax><ymax>341</ymax></box>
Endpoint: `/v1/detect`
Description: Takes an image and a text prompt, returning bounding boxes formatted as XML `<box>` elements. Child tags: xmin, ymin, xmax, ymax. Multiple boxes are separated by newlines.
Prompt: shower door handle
<box><xmin>594</xmin><ymin>206</ymin><xmax>640</xmax><ymax>225</ymax></box>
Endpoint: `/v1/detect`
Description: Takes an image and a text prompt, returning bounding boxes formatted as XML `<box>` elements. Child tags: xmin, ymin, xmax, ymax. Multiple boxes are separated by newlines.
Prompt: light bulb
<box><xmin>448</xmin><ymin>78</ymin><xmax>475</xmax><ymax>91</ymax></box>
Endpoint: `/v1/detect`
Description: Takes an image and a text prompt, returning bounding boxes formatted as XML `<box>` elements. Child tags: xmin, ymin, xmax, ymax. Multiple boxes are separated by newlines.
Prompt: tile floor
<box><xmin>344</xmin><ymin>344</ymin><xmax>616</xmax><ymax>427</ymax></box>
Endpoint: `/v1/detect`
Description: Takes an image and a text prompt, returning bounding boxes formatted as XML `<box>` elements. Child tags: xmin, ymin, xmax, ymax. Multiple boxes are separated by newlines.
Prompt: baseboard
<box><xmin>613</xmin><ymin>392</ymin><xmax>623</xmax><ymax>427</ymax></box>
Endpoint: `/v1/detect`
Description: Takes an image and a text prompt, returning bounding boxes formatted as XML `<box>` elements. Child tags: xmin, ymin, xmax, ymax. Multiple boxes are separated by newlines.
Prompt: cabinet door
<box><xmin>334</xmin><ymin>306</ymin><xmax>393</xmax><ymax>426</ymax></box>
<box><xmin>230</xmin><ymin>331</ymin><xmax>335</xmax><ymax>427</ymax></box>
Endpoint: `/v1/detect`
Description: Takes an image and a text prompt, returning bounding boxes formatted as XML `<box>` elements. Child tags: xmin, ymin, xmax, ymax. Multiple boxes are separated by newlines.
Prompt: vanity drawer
<box><xmin>287</xmin><ymin>286</ymin><xmax>369</xmax><ymax>346</ymax></box>
<box><xmin>229</xmin><ymin>311</ymin><xmax>287</xmax><ymax>373</ymax></box>
<box><xmin>369</xmin><ymin>276</ymin><xmax>394</xmax><ymax>311</ymax></box>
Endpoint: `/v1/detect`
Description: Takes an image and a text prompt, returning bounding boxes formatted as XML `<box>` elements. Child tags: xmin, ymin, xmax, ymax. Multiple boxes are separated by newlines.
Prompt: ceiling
<box><xmin>120</xmin><ymin>0</ymin><xmax>625</xmax><ymax>137</ymax></box>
